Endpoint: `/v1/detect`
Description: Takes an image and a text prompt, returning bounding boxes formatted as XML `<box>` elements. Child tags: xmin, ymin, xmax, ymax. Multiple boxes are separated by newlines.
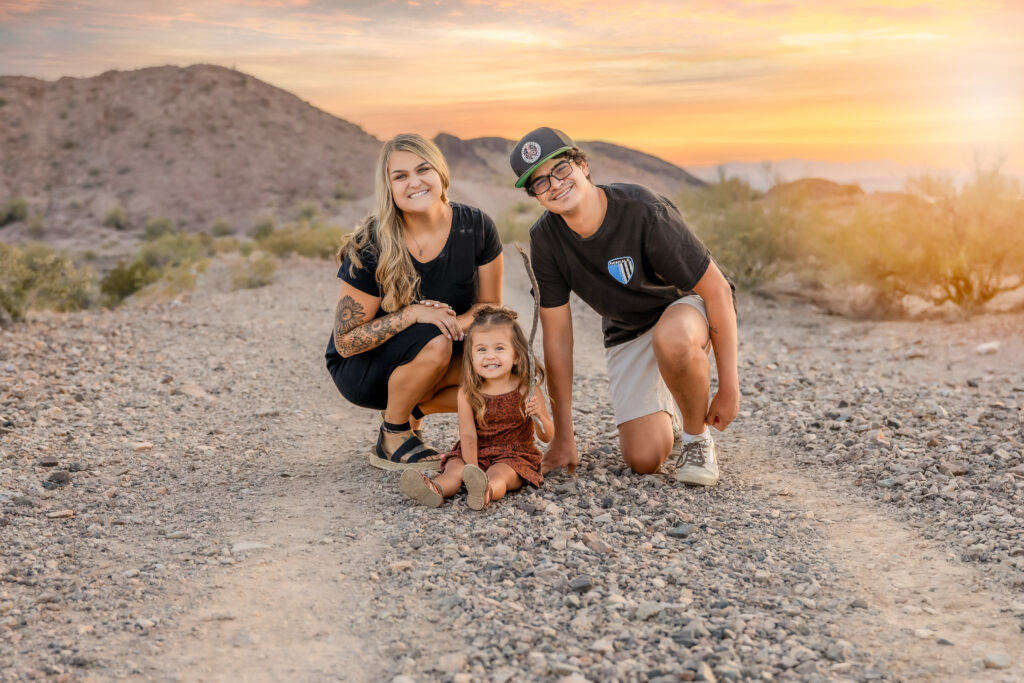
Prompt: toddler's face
<box><xmin>470</xmin><ymin>326</ymin><xmax>517</xmax><ymax>382</ymax></box>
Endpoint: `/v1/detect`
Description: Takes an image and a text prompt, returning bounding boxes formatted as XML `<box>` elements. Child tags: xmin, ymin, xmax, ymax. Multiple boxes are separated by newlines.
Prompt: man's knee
<box><xmin>619</xmin><ymin>414</ymin><xmax>673</xmax><ymax>475</ymax></box>
<box><xmin>652</xmin><ymin>320</ymin><xmax>705</xmax><ymax>361</ymax></box>
<box><xmin>622</xmin><ymin>445</ymin><xmax>667</xmax><ymax>475</ymax></box>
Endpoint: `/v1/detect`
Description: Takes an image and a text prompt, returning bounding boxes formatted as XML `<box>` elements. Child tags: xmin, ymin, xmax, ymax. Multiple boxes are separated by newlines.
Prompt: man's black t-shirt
<box><xmin>324</xmin><ymin>202</ymin><xmax>503</xmax><ymax>362</ymax></box>
<box><xmin>529</xmin><ymin>183</ymin><xmax>711</xmax><ymax>348</ymax></box>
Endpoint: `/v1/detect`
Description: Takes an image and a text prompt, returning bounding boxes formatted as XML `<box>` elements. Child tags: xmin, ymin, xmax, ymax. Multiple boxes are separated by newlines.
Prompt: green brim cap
<box><xmin>510</xmin><ymin>127</ymin><xmax>575</xmax><ymax>188</ymax></box>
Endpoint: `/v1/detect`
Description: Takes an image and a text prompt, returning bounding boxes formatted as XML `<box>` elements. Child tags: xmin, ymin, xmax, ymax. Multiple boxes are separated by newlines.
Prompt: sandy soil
<box><xmin>2</xmin><ymin>253</ymin><xmax>1022</xmax><ymax>682</ymax></box>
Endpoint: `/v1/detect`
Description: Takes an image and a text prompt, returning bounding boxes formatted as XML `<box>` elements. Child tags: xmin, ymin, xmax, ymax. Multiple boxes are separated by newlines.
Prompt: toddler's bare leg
<box><xmin>484</xmin><ymin>463</ymin><xmax>523</xmax><ymax>503</ymax></box>
<box><xmin>434</xmin><ymin>458</ymin><xmax>466</xmax><ymax>497</ymax></box>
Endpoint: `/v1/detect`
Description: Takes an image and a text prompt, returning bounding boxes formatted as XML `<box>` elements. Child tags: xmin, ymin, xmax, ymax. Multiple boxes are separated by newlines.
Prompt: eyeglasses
<box><xmin>528</xmin><ymin>159</ymin><xmax>573</xmax><ymax>195</ymax></box>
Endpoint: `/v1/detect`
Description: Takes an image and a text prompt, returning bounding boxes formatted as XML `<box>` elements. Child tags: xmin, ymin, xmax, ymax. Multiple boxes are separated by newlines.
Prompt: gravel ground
<box><xmin>2</xmin><ymin>255</ymin><xmax>1022</xmax><ymax>682</ymax></box>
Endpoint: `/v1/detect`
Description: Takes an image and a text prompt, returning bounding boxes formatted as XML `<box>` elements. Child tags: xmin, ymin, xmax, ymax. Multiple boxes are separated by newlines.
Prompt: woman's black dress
<box><xmin>325</xmin><ymin>203</ymin><xmax>502</xmax><ymax>410</ymax></box>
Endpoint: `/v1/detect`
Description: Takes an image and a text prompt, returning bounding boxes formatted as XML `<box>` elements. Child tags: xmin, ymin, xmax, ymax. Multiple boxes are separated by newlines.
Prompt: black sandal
<box><xmin>380</xmin><ymin>407</ymin><xmax>427</xmax><ymax>439</ymax></box>
<box><xmin>368</xmin><ymin>419</ymin><xmax>441</xmax><ymax>472</ymax></box>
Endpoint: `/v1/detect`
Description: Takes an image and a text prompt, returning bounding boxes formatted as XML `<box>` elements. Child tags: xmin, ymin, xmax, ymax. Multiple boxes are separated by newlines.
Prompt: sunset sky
<box><xmin>2</xmin><ymin>0</ymin><xmax>1023</xmax><ymax>173</ymax></box>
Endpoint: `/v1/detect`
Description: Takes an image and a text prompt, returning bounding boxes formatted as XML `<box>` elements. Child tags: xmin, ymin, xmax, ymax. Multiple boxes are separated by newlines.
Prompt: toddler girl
<box><xmin>400</xmin><ymin>306</ymin><xmax>553</xmax><ymax>509</ymax></box>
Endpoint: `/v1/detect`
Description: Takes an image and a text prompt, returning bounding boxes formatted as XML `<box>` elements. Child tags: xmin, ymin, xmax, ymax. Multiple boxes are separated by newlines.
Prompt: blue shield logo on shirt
<box><xmin>607</xmin><ymin>256</ymin><xmax>635</xmax><ymax>285</ymax></box>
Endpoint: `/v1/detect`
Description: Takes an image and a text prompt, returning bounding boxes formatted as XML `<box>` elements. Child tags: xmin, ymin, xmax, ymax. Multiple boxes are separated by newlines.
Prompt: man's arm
<box><xmin>539</xmin><ymin>303</ymin><xmax>579</xmax><ymax>474</ymax></box>
<box><xmin>692</xmin><ymin>261</ymin><xmax>739</xmax><ymax>430</ymax></box>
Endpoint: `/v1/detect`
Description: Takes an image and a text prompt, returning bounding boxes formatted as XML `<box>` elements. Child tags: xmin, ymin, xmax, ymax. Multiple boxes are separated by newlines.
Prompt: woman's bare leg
<box><xmin>382</xmin><ymin>335</ymin><xmax>452</xmax><ymax>452</ymax></box>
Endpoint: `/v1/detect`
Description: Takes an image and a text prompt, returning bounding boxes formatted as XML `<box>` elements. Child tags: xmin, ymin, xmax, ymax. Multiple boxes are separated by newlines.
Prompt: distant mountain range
<box><xmin>687</xmin><ymin>159</ymin><xmax>1016</xmax><ymax>193</ymax></box>
<box><xmin>0</xmin><ymin>64</ymin><xmax>703</xmax><ymax>253</ymax></box>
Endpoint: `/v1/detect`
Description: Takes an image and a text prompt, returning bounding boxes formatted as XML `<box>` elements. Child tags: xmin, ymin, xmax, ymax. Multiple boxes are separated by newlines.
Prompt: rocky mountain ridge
<box><xmin>0</xmin><ymin>64</ymin><xmax>703</xmax><ymax>253</ymax></box>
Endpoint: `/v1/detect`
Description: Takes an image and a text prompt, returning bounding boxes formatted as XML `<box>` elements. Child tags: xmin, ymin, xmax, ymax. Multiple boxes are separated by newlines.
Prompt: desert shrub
<box><xmin>210</xmin><ymin>218</ymin><xmax>232</xmax><ymax>236</ymax></box>
<box><xmin>297</xmin><ymin>201</ymin><xmax>319</xmax><ymax>222</ymax></box>
<box><xmin>143</xmin><ymin>216</ymin><xmax>176</xmax><ymax>241</ymax></box>
<box><xmin>138</xmin><ymin>232</ymin><xmax>213</xmax><ymax>270</ymax></box>
<box><xmin>230</xmin><ymin>252</ymin><xmax>278</xmax><ymax>290</ymax></box>
<box><xmin>0</xmin><ymin>242</ymin><xmax>32</xmax><ymax>321</ymax></box>
<box><xmin>0</xmin><ymin>242</ymin><xmax>98</xmax><ymax>321</ymax></box>
<box><xmin>334</xmin><ymin>180</ymin><xmax>356</xmax><ymax>201</ymax></box>
<box><xmin>0</xmin><ymin>195</ymin><xmax>28</xmax><ymax>227</ymax></box>
<box><xmin>497</xmin><ymin>201</ymin><xmax>544</xmax><ymax>244</ymax></box>
<box><xmin>678</xmin><ymin>178</ymin><xmax>802</xmax><ymax>289</ymax></box>
<box><xmin>257</xmin><ymin>220</ymin><xmax>343</xmax><ymax>259</ymax></box>
<box><xmin>104</xmin><ymin>204</ymin><xmax>128</xmax><ymax>230</ymax></box>
<box><xmin>239</xmin><ymin>241</ymin><xmax>255</xmax><ymax>257</ymax></box>
<box><xmin>213</xmin><ymin>236</ymin><xmax>240</xmax><ymax>254</ymax></box>
<box><xmin>249</xmin><ymin>215</ymin><xmax>275</xmax><ymax>240</ymax></box>
<box><xmin>26</xmin><ymin>213</ymin><xmax>45</xmax><ymax>239</ymax></box>
<box><xmin>98</xmin><ymin>232</ymin><xmax>213</xmax><ymax>305</ymax></box>
<box><xmin>100</xmin><ymin>259</ymin><xmax>160</xmax><ymax>305</ymax></box>
<box><xmin>827</xmin><ymin>164</ymin><xmax>1024</xmax><ymax>311</ymax></box>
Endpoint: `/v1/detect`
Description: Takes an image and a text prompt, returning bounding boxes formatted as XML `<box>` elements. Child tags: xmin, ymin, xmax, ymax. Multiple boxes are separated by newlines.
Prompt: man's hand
<box><xmin>706</xmin><ymin>384</ymin><xmax>740</xmax><ymax>431</ymax></box>
<box><xmin>542</xmin><ymin>436</ymin><xmax>579</xmax><ymax>475</ymax></box>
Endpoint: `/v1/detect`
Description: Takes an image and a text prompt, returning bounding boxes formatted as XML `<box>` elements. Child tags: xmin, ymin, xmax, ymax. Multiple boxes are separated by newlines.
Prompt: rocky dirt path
<box><xmin>2</xmin><ymin>253</ymin><xmax>1022</xmax><ymax>682</ymax></box>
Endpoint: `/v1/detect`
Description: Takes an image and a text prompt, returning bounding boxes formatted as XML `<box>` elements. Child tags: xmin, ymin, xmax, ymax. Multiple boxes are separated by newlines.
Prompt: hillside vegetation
<box><xmin>680</xmin><ymin>163</ymin><xmax>1024</xmax><ymax>316</ymax></box>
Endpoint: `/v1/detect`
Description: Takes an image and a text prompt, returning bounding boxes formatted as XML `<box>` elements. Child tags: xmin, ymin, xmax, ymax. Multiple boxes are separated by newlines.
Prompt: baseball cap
<box><xmin>510</xmin><ymin>127</ymin><xmax>575</xmax><ymax>188</ymax></box>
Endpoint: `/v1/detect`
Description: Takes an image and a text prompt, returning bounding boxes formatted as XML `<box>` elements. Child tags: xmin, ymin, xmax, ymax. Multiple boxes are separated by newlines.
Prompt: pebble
<box><xmin>668</xmin><ymin>523</ymin><xmax>695</xmax><ymax>538</ymax></box>
<box><xmin>46</xmin><ymin>470</ymin><xmax>71</xmax><ymax>484</ymax></box>
<box><xmin>568</xmin><ymin>576</ymin><xmax>594</xmax><ymax>593</ymax></box>
<box><xmin>437</xmin><ymin>652</ymin><xmax>467</xmax><ymax>672</ymax></box>
<box><xmin>983</xmin><ymin>653</ymin><xmax>1011</xmax><ymax>670</ymax></box>
<box><xmin>46</xmin><ymin>510</ymin><xmax>74</xmax><ymax>519</ymax></box>
<box><xmin>635</xmin><ymin>601</ymin><xmax>661</xmax><ymax>621</ymax></box>
<box><xmin>230</xmin><ymin>541</ymin><xmax>270</xmax><ymax>554</ymax></box>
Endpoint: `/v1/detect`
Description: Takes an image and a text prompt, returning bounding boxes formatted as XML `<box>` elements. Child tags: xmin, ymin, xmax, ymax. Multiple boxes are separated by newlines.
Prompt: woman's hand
<box><xmin>410</xmin><ymin>301</ymin><xmax>462</xmax><ymax>340</ymax></box>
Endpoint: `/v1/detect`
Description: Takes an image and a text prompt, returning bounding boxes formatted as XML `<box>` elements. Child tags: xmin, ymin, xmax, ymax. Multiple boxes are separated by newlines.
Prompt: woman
<box><xmin>326</xmin><ymin>134</ymin><xmax>504</xmax><ymax>470</ymax></box>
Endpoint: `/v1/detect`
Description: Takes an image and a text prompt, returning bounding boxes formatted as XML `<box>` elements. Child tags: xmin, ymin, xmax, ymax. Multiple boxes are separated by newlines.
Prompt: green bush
<box><xmin>138</xmin><ymin>232</ymin><xmax>213</xmax><ymax>270</ymax></box>
<box><xmin>104</xmin><ymin>204</ymin><xmax>128</xmax><ymax>230</ymax></box>
<box><xmin>297</xmin><ymin>201</ymin><xmax>319</xmax><ymax>222</ymax></box>
<box><xmin>0</xmin><ymin>196</ymin><xmax>28</xmax><ymax>227</ymax></box>
<box><xmin>1</xmin><ymin>242</ymin><xmax>98</xmax><ymax>321</ymax></box>
<box><xmin>100</xmin><ymin>231</ymin><xmax>214</xmax><ymax>305</ymax></box>
<box><xmin>100</xmin><ymin>259</ymin><xmax>160</xmax><ymax>305</ymax></box>
<box><xmin>678</xmin><ymin>178</ymin><xmax>802</xmax><ymax>289</ymax></box>
<box><xmin>256</xmin><ymin>220</ymin><xmax>344</xmax><ymax>259</ymax></box>
<box><xmin>230</xmin><ymin>252</ymin><xmax>278</xmax><ymax>290</ymax></box>
<box><xmin>249</xmin><ymin>215</ymin><xmax>275</xmax><ymax>240</ymax></box>
<box><xmin>0</xmin><ymin>242</ymin><xmax>32</xmax><ymax>321</ymax></box>
<box><xmin>334</xmin><ymin>180</ymin><xmax>356</xmax><ymax>201</ymax></box>
<box><xmin>496</xmin><ymin>201</ymin><xmax>544</xmax><ymax>244</ymax></box>
<box><xmin>213</xmin><ymin>235</ymin><xmax>241</xmax><ymax>254</ymax></box>
<box><xmin>827</xmin><ymin>164</ymin><xmax>1024</xmax><ymax>312</ymax></box>
<box><xmin>143</xmin><ymin>216</ymin><xmax>176</xmax><ymax>241</ymax></box>
<box><xmin>26</xmin><ymin>213</ymin><xmax>45</xmax><ymax>239</ymax></box>
<box><xmin>210</xmin><ymin>218</ymin><xmax>232</xmax><ymax>236</ymax></box>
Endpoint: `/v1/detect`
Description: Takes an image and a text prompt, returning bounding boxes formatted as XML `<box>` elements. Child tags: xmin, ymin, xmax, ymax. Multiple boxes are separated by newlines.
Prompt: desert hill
<box><xmin>0</xmin><ymin>64</ymin><xmax>383</xmax><ymax>250</ymax></box>
<box><xmin>0</xmin><ymin>65</ymin><xmax>705</xmax><ymax>253</ymax></box>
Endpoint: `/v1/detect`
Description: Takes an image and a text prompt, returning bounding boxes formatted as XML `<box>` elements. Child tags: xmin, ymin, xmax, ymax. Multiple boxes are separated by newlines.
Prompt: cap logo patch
<box><xmin>521</xmin><ymin>141</ymin><xmax>542</xmax><ymax>164</ymax></box>
<box><xmin>607</xmin><ymin>256</ymin><xmax>635</xmax><ymax>285</ymax></box>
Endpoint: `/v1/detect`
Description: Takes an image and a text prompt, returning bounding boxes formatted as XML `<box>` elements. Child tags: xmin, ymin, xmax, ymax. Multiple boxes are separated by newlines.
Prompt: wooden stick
<box><xmin>515</xmin><ymin>243</ymin><xmax>543</xmax><ymax>429</ymax></box>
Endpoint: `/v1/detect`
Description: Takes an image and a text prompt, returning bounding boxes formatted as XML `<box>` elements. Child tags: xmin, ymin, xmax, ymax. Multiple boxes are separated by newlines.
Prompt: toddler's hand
<box><xmin>525</xmin><ymin>394</ymin><xmax>542</xmax><ymax>417</ymax></box>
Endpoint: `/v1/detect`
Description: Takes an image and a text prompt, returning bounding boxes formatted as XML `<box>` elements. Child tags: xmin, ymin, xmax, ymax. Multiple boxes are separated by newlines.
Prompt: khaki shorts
<box><xmin>604</xmin><ymin>295</ymin><xmax>710</xmax><ymax>427</ymax></box>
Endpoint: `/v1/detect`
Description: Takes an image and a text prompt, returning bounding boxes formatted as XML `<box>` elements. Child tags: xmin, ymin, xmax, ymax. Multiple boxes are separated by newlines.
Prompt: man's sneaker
<box><xmin>674</xmin><ymin>434</ymin><xmax>719</xmax><ymax>486</ymax></box>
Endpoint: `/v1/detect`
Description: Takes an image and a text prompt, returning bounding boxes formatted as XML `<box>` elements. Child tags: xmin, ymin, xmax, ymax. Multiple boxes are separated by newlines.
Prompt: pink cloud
<box><xmin>0</xmin><ymin>0</ymin><xmax>46</xmax><ymax>21</ymax></box>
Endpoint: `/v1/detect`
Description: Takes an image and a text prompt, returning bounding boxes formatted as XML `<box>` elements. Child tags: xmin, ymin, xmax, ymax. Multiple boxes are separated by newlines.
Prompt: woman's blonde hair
<box><xmin>336</xmin><ymin>134</ymin><xmax>451</xmax><ymax>312</ymax></box>
<box><xmin>462</xmin><ymin>306</ymin><xmax>544</xmax><ymax>428</ymax></box>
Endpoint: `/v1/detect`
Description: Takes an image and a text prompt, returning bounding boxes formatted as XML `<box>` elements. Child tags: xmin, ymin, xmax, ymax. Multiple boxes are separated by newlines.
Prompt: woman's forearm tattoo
<box><xmin>334</xmin><ymin>296</ymin><xmax>406</xmax><ymax>356</ymax></box>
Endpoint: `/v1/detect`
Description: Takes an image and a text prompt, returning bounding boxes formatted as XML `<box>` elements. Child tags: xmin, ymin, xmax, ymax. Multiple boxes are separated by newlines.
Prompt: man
<box><xmin>510</xmin><ymin>127</ymin><xmax>739</xmax><ymax>485</ymax></box>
